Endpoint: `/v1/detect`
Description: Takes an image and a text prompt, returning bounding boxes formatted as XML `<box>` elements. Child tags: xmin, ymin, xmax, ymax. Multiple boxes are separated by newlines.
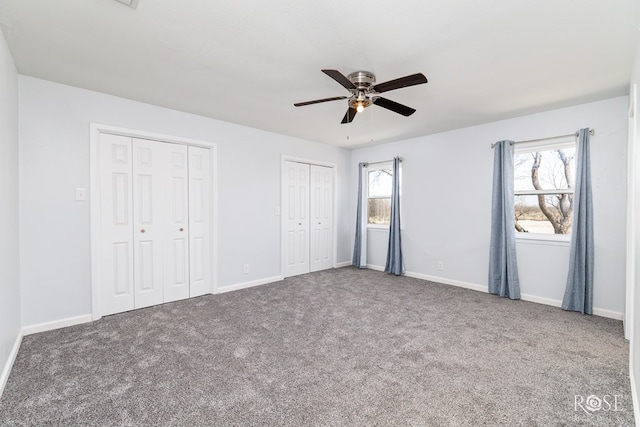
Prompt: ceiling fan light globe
<box><xmin>356</xmin><ymin>104</ymin><xmax>364</xmax><ymax>113</ymax></box>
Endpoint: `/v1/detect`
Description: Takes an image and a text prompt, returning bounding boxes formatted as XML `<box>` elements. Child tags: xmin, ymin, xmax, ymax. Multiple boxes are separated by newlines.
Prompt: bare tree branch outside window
<box><xmin>514</xmin><ymin>148</ymin><xmax>575</xmax><ymax>234</ymax></box>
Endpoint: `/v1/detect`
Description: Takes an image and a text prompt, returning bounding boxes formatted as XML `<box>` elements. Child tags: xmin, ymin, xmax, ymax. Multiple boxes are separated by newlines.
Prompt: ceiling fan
<box><xmin>294</xmin><ymin>69</ymin><xmax>428</xmax><ymax>124</ymax></box>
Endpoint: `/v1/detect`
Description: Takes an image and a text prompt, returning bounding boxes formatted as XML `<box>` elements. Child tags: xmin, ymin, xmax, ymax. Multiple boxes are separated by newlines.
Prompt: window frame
<box><xmin>513</xmin><ymin>136</ymin><xmax>576</xmax><ymax>242</ymax></box>
<box><xmin>365</xmin><ymin>161</ymin><xmax>396</xmax><ymax>229</ymax></box>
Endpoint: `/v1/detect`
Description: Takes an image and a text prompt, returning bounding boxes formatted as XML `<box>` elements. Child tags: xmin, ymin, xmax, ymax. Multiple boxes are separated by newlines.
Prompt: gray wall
<box><xmin>18</xmin><ymin>76</ymin><xmax>351</xmax><ymax>327</ymax></box>
<box><xmin>629</xmin><ymin>22</ymin><xmax>640</xmax><ymax>424</ymax></box>
<box><xmin>351</xmin><ymin>96</ymin><xmax>628</xmax><ymax>316</ymax></box>
<box><xmin>0</xmin><ymin>29</ymin><xmax>20</xmax><ymax>389</ymax></box>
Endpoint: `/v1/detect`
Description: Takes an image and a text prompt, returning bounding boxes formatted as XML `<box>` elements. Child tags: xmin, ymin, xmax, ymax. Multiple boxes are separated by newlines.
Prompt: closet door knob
<box><xmin>179</xmin><ymin>227</ymin><xmax>184</xmax><ymax>232</ymax></box>
<box><xmin>140</xmin><ymin>229</ymin><xmax>146</xmax><ymax>233</ymax></box>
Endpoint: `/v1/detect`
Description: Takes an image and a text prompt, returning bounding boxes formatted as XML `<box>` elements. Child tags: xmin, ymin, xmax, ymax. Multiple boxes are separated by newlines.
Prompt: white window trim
<box><xmin>515</xmin><ymin>189</ymin><xmax>573</xmax><ymax>196</ymax></box>
<box><xmin>513</xmin><ymin>134</ymin><xmax>576</xmax><ymax>242</ymax></box>
<box><xmin>513</xmin><ymin>135</ymin><xmax>575</xmax><ymax>153</ymax></box>
<box><xmin>368</xmin><ymin>225</ymin><xmax>391</xmax><ymax>231</ymax></box>
<box><xmin>515</xmin><ymin>232</ymin><xmax>570</xmax><ymax>244</ymax></box>
<box><xmin>367</xmin><ymin>161</ymin><xmax>394</xmax><ymax>172</ymax></box>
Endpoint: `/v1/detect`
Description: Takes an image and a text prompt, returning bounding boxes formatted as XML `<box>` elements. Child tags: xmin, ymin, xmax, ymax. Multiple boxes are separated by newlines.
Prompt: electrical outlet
<box><xmin>75</xmin><ymin>188</ymin><xmax>87</xmax><ymax>201</ymax></box>
<box><xmin>243</xmin><ymin>264</ymin><xmax>249</xmax><ymax>274</ymax></box>
<box><xmin>437</xmin><ymin>261</ymin><xmax>444</xmax><ymax>271</ymax></box>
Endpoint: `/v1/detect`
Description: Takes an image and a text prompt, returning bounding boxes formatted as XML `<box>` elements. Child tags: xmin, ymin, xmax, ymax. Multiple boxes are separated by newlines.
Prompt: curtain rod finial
<box><xmin>576</xmin><ymin>129</ymin><xmax>595</xmax><ymax>137</ymax></box>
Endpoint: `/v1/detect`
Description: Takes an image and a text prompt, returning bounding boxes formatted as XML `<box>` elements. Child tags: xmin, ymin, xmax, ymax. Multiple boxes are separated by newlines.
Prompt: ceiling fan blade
<box><xmin>294</xmin><ymin>96</ymin><xmax>348</xmax><ymax>107</ymax></box>
<box><xmin>322</xmin><ymin>69</ymin><xmax>357</xmax><ymax>91</ymax></box>
<box><xmin>373</xmin><ymin>73</ymin><xmax>428</xmax><ymax>93</ymax></box>
<box><xmin>373</xmin><ymin>97</ymin><xmax>416</xmax><ymax>117</ymax></box>
<box><xmin>341</xmin><ymin>107</ymin><xmax>357</xmax><ymax>124</ymax></box>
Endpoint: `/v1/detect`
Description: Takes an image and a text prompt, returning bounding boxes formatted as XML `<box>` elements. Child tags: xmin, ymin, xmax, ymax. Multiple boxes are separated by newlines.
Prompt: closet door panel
<box><xmin>132</xmin><ymin>139</ymin><xmax>164</xmax><ymax>309</ymax></box>
<box><xmin>163</xmin><ymin>144</ymin><xmax>190</xmax><ymax>302</ymax></box>
<box><xmin>99</xmin><ymin>133</ymin><xmax>135</xmax><ymax>315</ymax></box>
<box><xmin>283</xmin><ymin>161</ymin><xmax>310</xmax><ymax>277</ymax></box>
<box><xmin>188</xmin><ymin>146</ymin><xmax>211</xmax><ymax>297</ymax></box>
<box><xmin>310</xmin><ymin>165</ymin><xmax>333</xmax><ymax>272</ymax></box>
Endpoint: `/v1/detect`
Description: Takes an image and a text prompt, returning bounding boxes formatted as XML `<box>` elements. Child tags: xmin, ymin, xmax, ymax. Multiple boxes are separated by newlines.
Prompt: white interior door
<box><xmin>310</xmin><ymin>165</ymin><xmax>334</xmax><ymax>272</ymax></box>
<box><xmin>99</xmin><ymin>133</ymin><xmax>135</xmax><ymax>316</ymax></box>
<box><xmin>132</xmin><ymin>139</ymin><xmax>164</xmax><ymax>309</ymax></box>
<box><xmin>284</xmin><ymin>161</ymin><xmax>310</xmax><ymax>277</ymax></box>
<box><xmin>163</xmin><ymin>143</ymin><xmax>190</xmax><ymax>302</ymax></box>
<box><xmin>188</xmin><ymin>146</ymin><xmax>211</xmax><ymax>297</ymax></box>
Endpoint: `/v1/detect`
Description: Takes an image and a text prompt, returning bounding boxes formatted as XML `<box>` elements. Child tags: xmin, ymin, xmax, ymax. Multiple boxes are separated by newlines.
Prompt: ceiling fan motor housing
<box><xmin>347</xmin><ymin>71</ymin><xmax>376</xmax><ymax>90</ymax></box>
<box><xmin>348</xmin><ymin>71</ymin><xmax>376</xmax><ymax>109</ymax></box>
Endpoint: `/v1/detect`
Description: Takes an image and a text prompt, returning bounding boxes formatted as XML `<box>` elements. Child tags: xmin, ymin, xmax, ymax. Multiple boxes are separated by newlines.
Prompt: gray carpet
<box><xmin>0</xmin><ymin>267</ymin><xmax>634</xmax><ymax>426</ymax></box>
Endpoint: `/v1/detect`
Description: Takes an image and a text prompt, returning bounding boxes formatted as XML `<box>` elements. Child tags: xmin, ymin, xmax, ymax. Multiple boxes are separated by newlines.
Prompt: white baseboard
<box><xmin>22</xmin><ymin>314</ymin><xmax>93</xmax><ymax>336</ymax></box>
<box><xmin>2</xmin><ymin>314</ymin><xmax>93</xmax><ymax>398</ymax></box>
<box><xmin>630</xmin><ymin>361</ymin><xmax>639</xmax><ymax>425</ymax></box>
<box><xmin>372</xmin><ymin>267</ymin><xmax>625</xmax><ymax>321</ymax></box>
<box><xmin>517</xmin><ymin>294</ymin><xmax>623</xmax><ymax>320</ymax></box>
<box><xmin>0</xmin><ymin>329</ymin><xmax>23</xmax><ymax>399</ymax></box>
<box><xmin>519</xmin><ymin>293</ymin><xmax>561</xmax><ymax>307</ymax></box>
<box><xmin>335</xmin><ymin>261</ymin><xmax>352</xmax><ymax>268</ymax></box>
<box><xmin>216</xmin><ymin>275</ymin><xmax>283</xmax><ymax>294</ymax></box>
<box><xmin>404</xmin><ymin>271</ymin><xmax>487</xmax><ymax>293</ymax></box>
<box><xmin>591</xmin><ymin>307</ymin><xmax>624</xmax><ymax>320</ymax></box>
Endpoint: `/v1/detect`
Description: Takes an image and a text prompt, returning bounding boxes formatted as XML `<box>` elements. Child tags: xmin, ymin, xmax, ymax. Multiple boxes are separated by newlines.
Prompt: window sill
<box><xmin>516</xmin><ymin>233</ymin><xmax>570</xmax><ymax>246</ymax></box>
<box><xmin>367</xmin><ymin>224</ymin><xmax>390</xmax><ymax>231</ymax></box>
<box><xmin>366</xmin><ymin>225</ymin><xmax>405</xmax><ymax>232</ymax></box>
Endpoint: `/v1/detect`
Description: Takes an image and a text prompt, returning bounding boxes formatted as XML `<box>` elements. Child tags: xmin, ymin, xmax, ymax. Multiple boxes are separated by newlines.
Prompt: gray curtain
<box><xmin>488</xmin><ymin>140</ymin><xmax>521</xmax><ymax>299</ymax></box>
<box><xmin>352</xmin><ymin>162</ymin><xmax>368</xmax><ymax>268</ymax></box>
<box><xmin>562</xmin><ymin>128</ymin><xmax>594</xmax><ymax>314</ymax></box>
<box><xmin>385</xmin><ymin>157</ymin><xmax>403</xmax><ymax>275</ymax></box>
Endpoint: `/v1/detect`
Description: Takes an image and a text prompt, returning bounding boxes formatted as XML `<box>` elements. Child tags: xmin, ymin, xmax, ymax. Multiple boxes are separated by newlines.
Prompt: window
<box><xmin>367</xmin><ymin>163</ymin><xmax>393</xmax><ymax>225</ymax></box>
<box><xmin>514</xmin><ymin>137</ymin><xmax>576</xmax><ymax>236</ymax></box>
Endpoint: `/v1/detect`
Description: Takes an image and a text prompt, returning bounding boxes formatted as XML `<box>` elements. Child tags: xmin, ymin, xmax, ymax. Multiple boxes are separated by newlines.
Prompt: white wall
<box><xmin>352</xmin><ymin>96</ymin><xmax>628</xmax><ymax>317</ymax></box>
<box><xmin>628</xmin><ymin>22</ymin><xmax>640</xmax><ymax>425</ymax></box>
<box><xmin>18</xmin><ymin>76</ymin><xmax>351</xmax><ymax>327</ymax></box>
<box><xmin>0</xmin><ymin>29</ymin><xmax>21</xmax><ymax>391</ymax></box>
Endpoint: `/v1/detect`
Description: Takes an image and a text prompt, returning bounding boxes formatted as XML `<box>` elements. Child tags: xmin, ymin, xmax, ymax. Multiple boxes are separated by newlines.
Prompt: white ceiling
<box><xmin>0</xmin><ymin>0</ymin><xmax>638</xmax><ymax>148</ymax></box>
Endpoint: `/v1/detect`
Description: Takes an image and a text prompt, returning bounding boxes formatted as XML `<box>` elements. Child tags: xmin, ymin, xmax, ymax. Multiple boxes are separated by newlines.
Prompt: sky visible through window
<box><xmin>369</xmin><ymin>169</ymin><xmax>392</xmax><ymax>196</ymax></box>
<box><xmin>515</xmin><ymin>148</ymin><xmax>575</xmax><ymax>191</ymax></box>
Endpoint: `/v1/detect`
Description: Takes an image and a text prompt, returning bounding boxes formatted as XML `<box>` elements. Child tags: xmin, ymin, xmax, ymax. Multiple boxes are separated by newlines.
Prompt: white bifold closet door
<box><xmin>309</xmin><ymin>165</ymin><xmax>333</xmax><ymax>272</ymax></box>
<box><xmin>99</xmin><ymin>133</ymin><xmax>211</xmax><ymax>316</ymax></box>
<box><xmin>284</xmin><ymin>161</ymin><xmax>310</xmax><ymax>277</ymax></box>
<box><xmin>161</xmin><ymin>142</ymin><xmax>190</xmax><ymax>303</ymax></box>
<box><xmin>99</xmin><ymin>133</ymin><xmax>135</xmax><ymax>315</ymax></box>
<box><xmin>283</xmin><ymin>161</ymin><xmax>333</xmax><ymax>278</ymax></box>
<box><xmin>132</xmin><ymin>138</ymin><xmax>166</xmax><ymax>308</ymax></box>
<box><xmin>188</xmin><ymin>146</ymin><xmax>211</xmax><ymax>298</ymax></box>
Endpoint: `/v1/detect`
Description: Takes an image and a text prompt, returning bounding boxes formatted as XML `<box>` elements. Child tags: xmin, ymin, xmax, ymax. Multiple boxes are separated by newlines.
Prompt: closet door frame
<box><xmin>89</xmin><ymin>123</ymin><xmax>218</xmax><ymax>321</ymax></box>
<box><xmin>280</xmin><ymin>156</ymin><xmax>337</xmax><ymax>278</ymax></box>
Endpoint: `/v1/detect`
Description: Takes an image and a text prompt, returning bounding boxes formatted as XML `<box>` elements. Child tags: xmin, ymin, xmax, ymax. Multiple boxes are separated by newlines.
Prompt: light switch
<box><xmin>75</xmin><ymin>188</ymin><xmax>87</xmax><ymax>201</ymax></box>
<box><xmin>274</xmin><ymin>206</ymin><xmax>281</xmax><ymax>215</ymax></box>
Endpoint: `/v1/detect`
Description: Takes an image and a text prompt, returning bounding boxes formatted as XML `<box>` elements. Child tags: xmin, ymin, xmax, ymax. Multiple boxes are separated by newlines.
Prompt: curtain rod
<box><xmin>490</xmin><ymin>128</ymin><xmax>595</xmax><ymax>148</ymax></box>
<box><xmin>365</xmin><ymin>158</ymin><xmax>403</xmax><ymax>166</ymax></box>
